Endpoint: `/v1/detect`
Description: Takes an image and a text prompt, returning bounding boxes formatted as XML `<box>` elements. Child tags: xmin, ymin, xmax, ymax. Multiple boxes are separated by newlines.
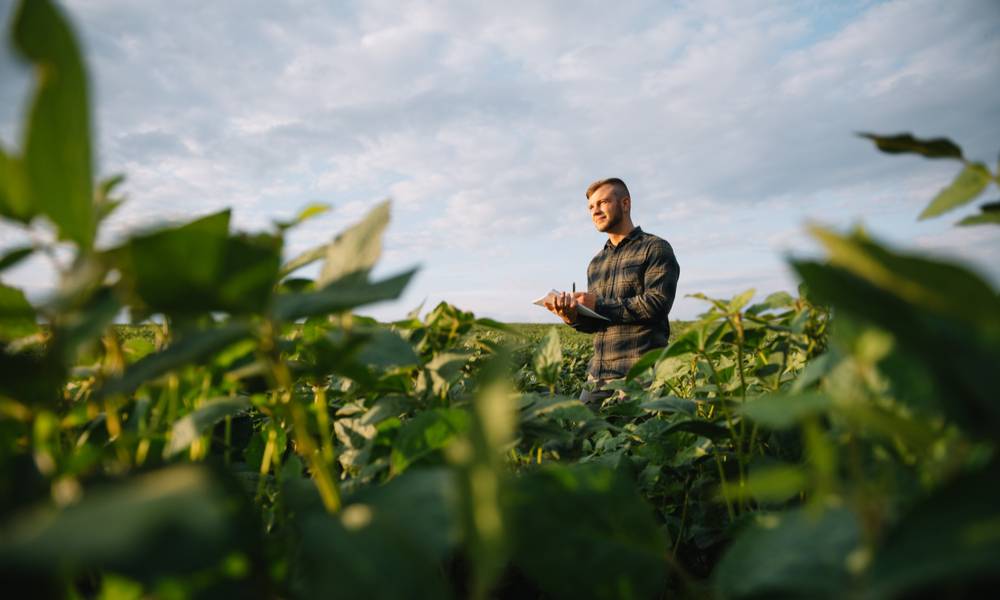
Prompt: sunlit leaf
<box><xmin>0</xmin><ymin>148</ymin><xmax>32</xmax><ymax>223</ymax></box>
<box><xmin>919</xmin><ymin>162</ymin><xmax>992</xmax><ymax>219</ymax></box>
<box><xmin>318</xmin><ymin>200</ymin><xmax>390</xmax><ymax>287</ymax></box>
<box><xmin>95</xmin><ymin>173</ymin><xmax>125</xmax><ymax>223</ymax></box>
<box><xmin>275</xmin><ymin>201</ymin><xmax>331</xmax><ymax>231</ymax></box>
<box><xmin>532</xmin><ymin>327</ymin><xmax>562</xmax><ymax>387</ymax></box>
<box><xmin>280</xmin><ymin>243</ymin><xmax>327</xmax><ymax>278</ymax></box>
<box><xmin>625</xmin><ymin>347</ymin><xmax>664</xmax><ymax>380</ymax></box>
<box><xmin>272</xmin><ymin>268</ymin><xmax>415</xmax><ymax>322</ymax></box>
<box><xmin>521</xmin><ymin>394</ymin><xmax>594</xmax><ymax>421</ymax></box>
<box><xmin>747</xmin><ymin>291</ymin><xmax>794</xmax><ymax>315</ymax></box>
<box><xmin>728</xmin><ymin>288</ymin><xmax>755</xmax><ymax>313</ymax></box>
<box><xmin>390</xmin><ymin>408</ymin><xmax>469</xmax><ymax>474</ymax></box>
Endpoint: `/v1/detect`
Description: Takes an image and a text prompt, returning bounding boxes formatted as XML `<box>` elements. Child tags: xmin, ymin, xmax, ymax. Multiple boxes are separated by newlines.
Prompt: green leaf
<box><xmin>858</xmin><ymin>132</ymin><xmax>963</xmax><ymax>160</ymax></box>
<box><xmin>957</xmin><ymin>201</ymin><xmax>1000</xmax><ymax>226</ymax></box>
<box><xmin>747</xmin><ymin>291</ymin><xmax>794</xmax><ymax>315</ymax></box>
<box><xmin>639</xmin><ymin>396</ymin><xmax>698</xmax><ymax>415</ymax></box>
<box><xmin>625</xmin><ymin>347</ymin><xmax>665</xmax><ymax>381</ymax></box>
<box><xmin>0</xmin><ymin>148</ymin><xmax>33</xmax><ymax>222</ymax></box>
<box><xmin>280</xmin><ymin>243</ymin><xmax>327</xmax><ymax>278</ymax></box>
<box><xmin>119</xmin><ymin>210</ymin><xmax>228</xmax><ymax>307</ymax></box>
<box><xmin>506</xmin><ymin>463</ymin><xmax>667</xmax><ymax>599</ymax></box>
<box><xmin>652</xmin><ymin>355</ymin><xmax>688</xmax><ymax>388</ymax></box>
<box><xmin>793</xmin><ymin>260</ymin><xmax>1000</xmax><ymax>439</ymax></box>
<box><xmin>728</xmin><ymin>288</ymin><xmax>755</xmax><ymax>312</ymax></box>
<box><xmin>95</xmin><ymin>173</ymin><xmax>126</xmax><ymax>223</ymax></box>
<box><xmin>957</xmin><ymin>212</ymin><xmax>1000</xmax><ymax>226</ymax></box>
<box><xmin>0</xmin><ymin>464</ymin><xmax>259</xmax><ymax>580</ymax></box>
<box><xmin>740</xmin><ymin>392</ymin><xmax>832</xmax><ymax>428</ymax></box>
<box><xmin>868</xmin><ymin>461</ymin><xmax>1000</xmax><ymax>597</ymax></box>
<box><xmin>117</xmin><ymin>211</ymin><xmax>281</xmax><ymax>315</ymax></box>
<box><xmin>714</xmin><ymin>507</ymin><xmax>860</xmax><ymax>599</ymax></box>
<box><xmin>919</xmin><ymin>162</ymin><xmax>992</xmax><ymax>219</ymax></box>
<box><xmin>215</xmin><ymin>233</ymin><xmax>283</xmax><ymax>312</ymax></box>
<box><xmin>164</xmin><ymin>396</ymin><xmax>250</xmax><ymax>458</ymax></box>
<box><xmin>807</xmin><ymin>225</ymin><xmax>1000</xmax><ymax>326</ymax></box>
<box><xmin>98</xmin><ymin>323</ymin><xmax>253</xmax><ymax>398</ymax></box>
<box><xmin>532</xmin><ymin>327</ymin><xmax>562</xmax><ymax>387</ymax></box>
<box><xmin>50</xmin><ymin>285</ymin><xmax>121</xmax><ymax>365</ymax></box>
<box><xmin>291</xmin><ymin>469</ymin><xmax>457</xmax><ymax>599</ymax></box>
<box><xmin>521</xmin><ymin>394</ymin><xmax>594</xmax><ymax>421</ymax></box>
<box><xmin>390</xmin><ymin>408</ymin><xmax>469</xmax><ymax>474</ymax></box>
<box><xmin>272</xmin><ymin>268</ymin><xmax>415</xmax><ymax>322</ymax></box>
<box><xmin>275</xmin><ymin>202</ymin><xmax>331</xmax><ymax>230</ymax></box>
<box><xmin>318</xmin><ymin>200</ymin><xmax>390</xmax><ymax>287</ymax></box>
<box><xmin>721</xmin><ymin>464</ymin><xmax>807</xmax><ymax>504</ymax></box>
<box><xmin>14</xmin><ymin>0</ymin><xmax>95</xmax><ymax>248</ymax></box>
<box><xmin>0</xmin><ymin>245</ymin><xmax>34</xmax><ymax>272</ymax></box>
<box><xmin>0</xmin><ymin>348</ymin><xmax>64</xmax><ymax>405</ymax></box>
<box><xmin>0</xmin><ymin>282</ymin><xmax>38</xmax><ymax>341</ymax></box>
<box><xmin>355</xmin><ymin>327</ymin><xmax>420</xmax><ymax>369</ymax></box>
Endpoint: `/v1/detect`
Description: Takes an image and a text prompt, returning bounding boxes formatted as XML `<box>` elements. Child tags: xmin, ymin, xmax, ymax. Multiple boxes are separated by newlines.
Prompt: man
<box><xmin>544</xmin><ymin>177</ymin><xmax>680</xmax><ymax>405</ymax></box>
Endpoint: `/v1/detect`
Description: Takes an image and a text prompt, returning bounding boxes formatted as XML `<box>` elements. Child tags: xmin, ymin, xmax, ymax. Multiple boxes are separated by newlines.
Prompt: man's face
<box><xmin>588</xmin><ymin>184</ymin><xmax>627</xmax><ymax>232</ymax></box>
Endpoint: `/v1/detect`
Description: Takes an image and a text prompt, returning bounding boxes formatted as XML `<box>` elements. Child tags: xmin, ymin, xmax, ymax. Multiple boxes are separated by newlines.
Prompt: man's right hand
<box><xmin>544</xmin><ymin>291</ymin><xmax>578</xmax><ymax>324</ymax></box>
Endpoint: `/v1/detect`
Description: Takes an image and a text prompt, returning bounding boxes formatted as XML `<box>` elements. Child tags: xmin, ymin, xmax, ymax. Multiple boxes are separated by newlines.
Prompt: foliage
<box><xmin>0</xmin><ymin>2</ymin><xmax>997</xmax><ymax>599</ymax></box>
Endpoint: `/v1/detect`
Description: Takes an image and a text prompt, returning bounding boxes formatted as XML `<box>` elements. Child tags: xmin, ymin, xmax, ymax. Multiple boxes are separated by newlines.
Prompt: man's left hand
<box><xmin>574</xmin><ymin>292</ymin><xmax>596</xmax><ymax>310</ymax></box>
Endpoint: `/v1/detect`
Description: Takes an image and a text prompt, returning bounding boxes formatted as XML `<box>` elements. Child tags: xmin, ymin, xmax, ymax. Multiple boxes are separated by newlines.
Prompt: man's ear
<box><xmin>622</xmin><ymin>196</ymin><xmax>631</xmax><ymax>213</ymax></box>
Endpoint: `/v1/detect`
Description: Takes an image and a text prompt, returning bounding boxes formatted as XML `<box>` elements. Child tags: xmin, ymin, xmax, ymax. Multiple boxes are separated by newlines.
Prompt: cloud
<box><xmin>1</xmin><ymin>0</ymin><xmax>998</xmax><ymax>321</ymax></box>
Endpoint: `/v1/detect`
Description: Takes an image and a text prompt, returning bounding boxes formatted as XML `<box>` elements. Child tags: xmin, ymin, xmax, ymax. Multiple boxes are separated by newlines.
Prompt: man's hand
<box><xmin>574</xmin><ymin>292</ymin><xmax>596</xmax><ymax>310</ymax></box>
<box><xmin>544</xmin><ymin>291</ymin><xmax>597</xmax><ymax>325</ymax></box>
<box><xmin>544</xmin><ymin>291</ymin><xmax>578</xmax><ymax>324</ymax></box>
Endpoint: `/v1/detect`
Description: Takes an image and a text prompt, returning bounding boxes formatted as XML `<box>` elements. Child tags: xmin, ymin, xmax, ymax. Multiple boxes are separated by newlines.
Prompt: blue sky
<box><xmin>1</xmin><ymin>0</ymin><xmax>999</xmax><ymax>322</ymax></box>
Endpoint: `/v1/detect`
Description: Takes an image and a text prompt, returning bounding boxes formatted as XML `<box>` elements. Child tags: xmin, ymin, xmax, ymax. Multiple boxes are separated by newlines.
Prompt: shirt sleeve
<box><xmin>570</xmin><ymin>313</ymin><xmax>606</xmax><ymax>333</ymax></box>
<box><xmin>594</xmin><ymin>241</ymin><xmax>679</xmax><ymax>325</ymax></box>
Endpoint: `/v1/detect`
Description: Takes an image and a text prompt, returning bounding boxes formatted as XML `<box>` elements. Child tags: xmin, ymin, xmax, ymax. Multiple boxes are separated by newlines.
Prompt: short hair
<box><xmin>586</xmin><ymin>177</ymin><xmax>630</xmax><ymax>200</ymax></box>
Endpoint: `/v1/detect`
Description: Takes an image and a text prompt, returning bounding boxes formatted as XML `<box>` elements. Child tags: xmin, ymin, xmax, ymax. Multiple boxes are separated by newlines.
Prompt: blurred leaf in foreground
<box><xmin>858</xmin><ymin>132</ymin><xmax>963</xmax><ymax>160</ymax></box>
<box><xmin>13</xmin><ymin>0</ymin><xmax>95</xmax><ymax>249</ymax></box>
<box><xmin>0</xmin><ymin>464</ymin><xmax>263</xmax><ymax>584</ymax></box>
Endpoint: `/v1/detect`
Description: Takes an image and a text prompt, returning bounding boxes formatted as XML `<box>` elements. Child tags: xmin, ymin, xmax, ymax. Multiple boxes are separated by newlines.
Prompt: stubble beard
<box><xmin>596</xmin><ymin>212</ymin><xmax>620</xmax><ymax>233</ymax></box>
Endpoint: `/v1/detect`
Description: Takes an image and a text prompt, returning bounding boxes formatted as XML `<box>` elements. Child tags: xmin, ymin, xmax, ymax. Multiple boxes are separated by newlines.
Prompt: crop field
<box><xmin>1</xmin><ymin>1</ymin><xmax>999</xmax><ymax>599</ymax></box>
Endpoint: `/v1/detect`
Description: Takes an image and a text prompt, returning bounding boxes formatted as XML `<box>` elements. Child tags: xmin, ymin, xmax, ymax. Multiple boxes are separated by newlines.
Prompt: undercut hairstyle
<box><xmin>586</xmin><ymin>177</ymin><xmax>630</xmax><ymax>201</ymax></box>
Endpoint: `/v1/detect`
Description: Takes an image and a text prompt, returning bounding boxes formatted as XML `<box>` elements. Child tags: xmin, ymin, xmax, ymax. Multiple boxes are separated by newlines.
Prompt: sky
<box><xmin>1</xmin><ymin>0</ymin><xmax>999</xmax><ymax>323</ymax></box>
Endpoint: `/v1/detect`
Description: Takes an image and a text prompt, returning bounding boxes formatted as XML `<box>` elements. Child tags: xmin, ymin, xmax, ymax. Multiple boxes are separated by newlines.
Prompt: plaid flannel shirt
<box><xmin>571</xmin><ymin>226</ymin><xmax>680</xmax><ymax>380</ymax></box>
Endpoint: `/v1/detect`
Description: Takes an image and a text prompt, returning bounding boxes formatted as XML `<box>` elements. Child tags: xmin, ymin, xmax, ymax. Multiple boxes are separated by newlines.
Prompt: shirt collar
<box><xmin>604</xmin><ymin>225</ymin><xmax>643</xmax><ymax>250</ymax></box>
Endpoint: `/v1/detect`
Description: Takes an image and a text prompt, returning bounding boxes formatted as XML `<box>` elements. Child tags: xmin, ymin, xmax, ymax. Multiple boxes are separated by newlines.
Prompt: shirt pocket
<box><xmin>619</xmin><ymin>264</ymin><xmax>644</xmax><ymax>294</ymax></box>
